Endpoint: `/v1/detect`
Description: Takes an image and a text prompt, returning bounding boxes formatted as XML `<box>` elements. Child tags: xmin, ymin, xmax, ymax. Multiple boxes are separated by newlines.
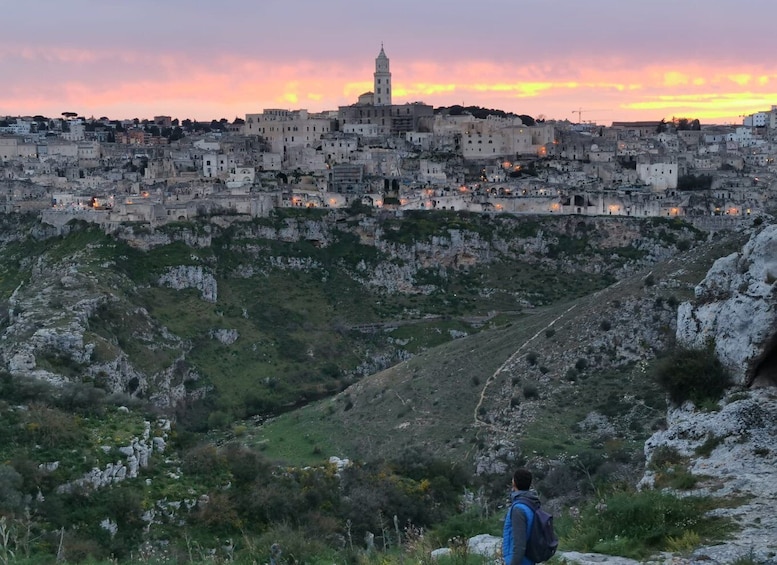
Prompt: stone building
<box><xmin>338</xmin><ymin>46</ymin><xmax>434</xmax><ymax>135</ymax></box>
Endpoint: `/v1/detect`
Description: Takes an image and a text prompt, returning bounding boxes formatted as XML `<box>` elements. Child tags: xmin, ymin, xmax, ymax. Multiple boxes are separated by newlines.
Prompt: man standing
<box><xmin>502</xmin><ymin>468</ymin><xmax>541</xmax><ymax>565</ymax></box>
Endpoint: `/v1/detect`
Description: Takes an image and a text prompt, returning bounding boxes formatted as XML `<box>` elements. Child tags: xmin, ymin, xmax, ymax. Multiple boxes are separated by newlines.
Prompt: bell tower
<box><xmin>374</xmin><ymin>44</ymin><xmax>392</xmax><ymax>106</ymax></box>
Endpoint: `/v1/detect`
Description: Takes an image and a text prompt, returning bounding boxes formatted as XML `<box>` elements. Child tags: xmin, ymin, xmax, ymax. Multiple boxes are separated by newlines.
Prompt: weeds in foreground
<box><xmin>558</xmin><ymin>488</ymin><xmax>732</xmax><ymax>559</ymax></box>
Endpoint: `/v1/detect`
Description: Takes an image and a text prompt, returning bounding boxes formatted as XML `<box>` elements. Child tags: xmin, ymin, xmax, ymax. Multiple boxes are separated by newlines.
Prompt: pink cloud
<box><xmin>1</xmin><ymin>46</ymin><xmax>775</xmax><ymax>124</ymax></box>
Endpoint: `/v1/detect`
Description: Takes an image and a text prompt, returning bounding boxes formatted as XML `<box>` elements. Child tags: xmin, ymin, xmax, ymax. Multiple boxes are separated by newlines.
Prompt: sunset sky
<box><xmin>2</xmin><ymin>0</ymin><xmax>776</xmax><ymax>125</ymax></box>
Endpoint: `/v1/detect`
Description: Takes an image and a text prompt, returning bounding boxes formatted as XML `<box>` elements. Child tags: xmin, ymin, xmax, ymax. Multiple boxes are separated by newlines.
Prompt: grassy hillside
<box><xmin>244</xmin><ymin>233</ymin><xmax>748</xmax><ymax>469</ymax></box>
<box><xmin>0</xmin><ymin>211</ymin><xmax>752</xmax><ymax>563</ymax></box>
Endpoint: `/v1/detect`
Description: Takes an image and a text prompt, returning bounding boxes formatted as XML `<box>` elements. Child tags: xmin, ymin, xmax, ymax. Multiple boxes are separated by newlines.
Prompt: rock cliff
<box><xmin>644</xmin><ymin>225</ymin><xmax>777</xmax><ymax>562</ymax></box>
<box><xmin>677</xmin><ymin>224</ymin><xmax>777</xmax><ymax>386</ymax></box>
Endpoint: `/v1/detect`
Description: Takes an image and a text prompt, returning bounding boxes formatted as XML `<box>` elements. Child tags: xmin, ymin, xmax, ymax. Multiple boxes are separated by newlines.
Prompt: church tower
<box><xmin>374</xmin><ymin>44</ymin><xmax>392</xmax><ymax>106</ymax></box>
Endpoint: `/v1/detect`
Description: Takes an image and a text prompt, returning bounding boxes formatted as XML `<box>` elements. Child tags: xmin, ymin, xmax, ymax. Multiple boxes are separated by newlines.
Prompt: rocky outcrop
<box><xmin>641</xmin><ymin>389</ymin><xmax>777</xmax><ymax>563</ymax></box>
<box><xmin>56</xmin><ymin>418</ymin><xmax>170</xmax><ymax>494</ymax></box>
<box><xmin>677</xmin><ymin>225</ymin><xmax>777</xmax><ymax>386</ymax></box>
<box><xmin>210</xmin><ymin>328</ymin><xmax>239</xmax><ymax>345</ymax></box>
<box><xmin>643</xmin><ymin>226</ymin><xmax>777</xmax><ymax>562</ymax></box>
<box><xmin>158</xmin><ymin>265</ymin><xmax>218</xmax><ymax>303</ymax></box>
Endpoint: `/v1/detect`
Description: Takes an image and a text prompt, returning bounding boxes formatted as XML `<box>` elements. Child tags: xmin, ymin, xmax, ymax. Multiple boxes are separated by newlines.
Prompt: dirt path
<box><xmin>471</xmin><ymin>278</ymin><xmax>628</xmax><ymax>434</ymax></box>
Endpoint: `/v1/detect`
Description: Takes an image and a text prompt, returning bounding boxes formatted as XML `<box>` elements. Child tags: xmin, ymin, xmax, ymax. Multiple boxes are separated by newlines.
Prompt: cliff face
<box><xmin>643</xmin><ymin>225</ymin><xmax>777</xmax><ymax>563</ymax></box>
<box><xmin>0</xmin><ymin>213</ymin><xmax>705</xmax><ymax>414</ymax></box>
<box><xmin>677</xmin><ymin>224</ymin><xmax>777</xmax><ymax>386</ymax></box>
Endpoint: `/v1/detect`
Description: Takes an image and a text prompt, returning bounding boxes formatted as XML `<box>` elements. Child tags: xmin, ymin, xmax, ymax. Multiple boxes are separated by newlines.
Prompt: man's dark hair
<box><xmin>513</xmin><ymin>468</ymin><xmax>533</xmax><ymax>490</ymax></box>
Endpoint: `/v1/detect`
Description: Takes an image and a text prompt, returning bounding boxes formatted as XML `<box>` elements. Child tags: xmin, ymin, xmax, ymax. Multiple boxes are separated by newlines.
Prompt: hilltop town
<box><xmin>1</xmin><ymin>47</ymin><xmax>775</xmax><ymax>232</ymax></box>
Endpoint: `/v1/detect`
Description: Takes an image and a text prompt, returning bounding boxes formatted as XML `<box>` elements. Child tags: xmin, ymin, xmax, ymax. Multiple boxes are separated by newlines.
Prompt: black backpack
<box><xmin>514</xmin><ymin>499</ymin><xmax>559</xmax><ymax>563</ymax></box>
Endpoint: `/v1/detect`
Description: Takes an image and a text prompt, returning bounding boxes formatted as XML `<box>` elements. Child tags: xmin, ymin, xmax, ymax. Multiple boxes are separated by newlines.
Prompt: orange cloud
<box><xmin>2</xmin><ymin>47</ymin><xmax>776</xmax><ymax>124</ymax></box>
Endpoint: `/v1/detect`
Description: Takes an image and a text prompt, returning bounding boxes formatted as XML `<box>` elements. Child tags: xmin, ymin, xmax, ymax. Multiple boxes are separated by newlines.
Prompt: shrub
<box><xmin>523</xmin><ymin>384</ymin><xmax>539</xmax><ymax>400</ymax></box>
<box><xmin>653</xmin><ymin>345</ymin><xmax>731</xmax><ymax>406</ymax></box>
<box><xmin>649</xmin><ymin>446</ymin><xmax>684</xmax><ymax>470</ymax></box>
<box><xmin>526</xmin><ymin>352</ymin><xmax>539</xmax><ymax>366</ymax></box>
<box><xmin>575</xmin><ymin>358</ymin><xmax>589</xmax><ymax>372</ymax></box>
<box><xmin>565</xmin><ymin>368</ymin><xmax>578</xmax><ymax>381</ymax></box>
<box><xmin>644</xmin><ymin>274</ymin><xmax>656</xmax><ymax>287</ymax></box>
<box><xmin>429</xmin><ymin>510</ymin><xmax>501</xmax><ymax>548</ymax></box>
<box><xmin>24</xmin><ymin>404</ymin><xmax>84</xmax><ymax>448</ymax></box>
<box><xmin>182</xmin><ymin>444</ymin><xmax>227</xmax><ymax>477</ymax></box>
<box><xmin>666</xmin><ymin>530</ymin><xmax>701</xmax><ymax>552</ymax></box>
<box><xmin>545</xmin><ymin>328</ymin><xmax>556</xmax><ymax>338</ymax></box>
<box><xmin>561</xmin><ymin>489</ymin><xmax>729</xmax><ymax>559</ymax></box>
<box><xmin>600</xmin><ymin>320</ymin><xmax>612</xmax><ymax>331</ymax></box>
<box><xmin>666</xmin><ymin>468</ymin><xmax>698</xmax><ymax>490</ymax></box>
<box><xmin>695</xmin><ymin>434</ymin><xmax>724</xmax><ymax>457</ymax></box>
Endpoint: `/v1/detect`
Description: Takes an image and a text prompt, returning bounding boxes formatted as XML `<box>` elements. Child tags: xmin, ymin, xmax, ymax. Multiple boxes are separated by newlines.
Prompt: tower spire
<box><xmin>374</xmin><ymin>44</ymin><xmax>392</xmax><ymax>106</ymax></box>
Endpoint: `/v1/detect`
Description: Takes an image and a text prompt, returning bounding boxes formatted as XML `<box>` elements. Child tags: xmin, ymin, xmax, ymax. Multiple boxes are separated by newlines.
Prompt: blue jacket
<box><xmin>502</xmin><ymin>490</ymin><xmax>540</xmax><ymax>565</ymax></box>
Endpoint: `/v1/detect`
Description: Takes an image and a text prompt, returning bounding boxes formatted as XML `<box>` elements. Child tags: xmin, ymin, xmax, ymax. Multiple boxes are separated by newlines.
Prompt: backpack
<box><xmin>514</xmin><ymin>499</ymin><xmax>558</xmax><ymax>563</ymax></box>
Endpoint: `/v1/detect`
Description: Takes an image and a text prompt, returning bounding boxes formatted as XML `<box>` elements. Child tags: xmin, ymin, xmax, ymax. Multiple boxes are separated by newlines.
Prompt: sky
<box><xmin>2</xmin><ymin>0</ymin><xmax>776</xmax><ymax>126</ymax></box>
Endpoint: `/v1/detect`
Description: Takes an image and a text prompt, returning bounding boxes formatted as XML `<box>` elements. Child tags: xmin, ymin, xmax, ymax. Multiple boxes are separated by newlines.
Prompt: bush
<box><xmin>653</xmin><ymin>345</ymin><xmax>732</xmax><ymax>406</ymax></box>
<box><xmin>649</xmin><ymin>445</ymin><xmax>684</xmax><ymax>470</ymax></box>
<box><xmin>600</xmin><ymin>320</ymin><xmax>612</xmax><ymax>331</ymax></box>
<box><xmin>526</xmin><ymin>351</ymin><xmax>539</xmax><ymax>366</ymax></box>
<box><xmin>545</xmin><ymin>328</ymin><xmax>556</xmax><ymax>338</ymax></box>
<box><xmin>695</xmin><ymin>434</ymin><xmax>724</xmax><ymax>457</ymax></box>
<box><xmin>561</xmin><ymin>489</ymin><xmax>729</xmax><ymax>558</ymax></box>
<box><xmin>656</xmin><ymin>467</ymin><xmax>699</xmax><ymax>490</ymax></box>
<box><xmin>523</xmin><ymin>384</ymin><xmax>539</xmax><ymax>400</ymax></box>
<box><xmin>429</xmin><ymin>510</ymin><xmax>501</xmax><ymax>547</ymax></box>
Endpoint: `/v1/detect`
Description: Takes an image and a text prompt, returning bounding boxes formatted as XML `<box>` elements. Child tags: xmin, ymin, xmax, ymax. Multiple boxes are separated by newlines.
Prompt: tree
<box><xmin>169</xmin><ymin>126</ymin><xmax>184</xmax><ymax>141</ymax></box>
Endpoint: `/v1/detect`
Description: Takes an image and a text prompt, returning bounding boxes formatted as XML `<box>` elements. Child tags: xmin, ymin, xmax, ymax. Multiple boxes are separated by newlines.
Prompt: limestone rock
<box><xmin>467</xmin><ymin>534</ymin><xmax>501</xmax><ymax>558</ymax></box>
<box><xmin>677</xmin><ymin>225</ymin><xmax>777</xmax><ymax>385</ymax></box>
<box><xmin>210</xmin><ymin>328</ymin><xmax>239</xmax><ymax>345</ymax></box>
<box><xmin>558</xmin><ymin>552</ymin><xmax>640</xmax><ymax>565</ymax></box>
<box><xmin>158</xmin><ymin>265</ymin><xmax>217</xmax><ymax>303</ymax></box>
<box><xmin>641</xmin><ymin>389</ymin><xmax>777</xmax><ymax>562</ymax></box>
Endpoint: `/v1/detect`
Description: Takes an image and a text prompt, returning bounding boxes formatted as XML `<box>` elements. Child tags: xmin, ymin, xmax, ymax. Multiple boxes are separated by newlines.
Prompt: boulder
<box><xmin>677</xmin><ymin>225</ymin><xmax>777</xmax><ymax>386</ymax></box>
<box><xmin>158</xmin><ymin>265</ymin><xmax>218</xmax><ymax>303</ymax></box>
<box><xmin>467</xmin><ymin>534</ymin><xmax>501</xmax><ymax>558</ymax></box>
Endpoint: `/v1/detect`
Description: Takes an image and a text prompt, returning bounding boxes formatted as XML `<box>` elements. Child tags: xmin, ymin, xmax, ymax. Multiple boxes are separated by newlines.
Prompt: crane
<box><xmin>572</xmin><ymin>108</ymin><xmax>586</xmax><ymax>122</ymax></box>
<box><xmin>572</xmin><ymin>108</ymin><xmax>610</xmax><ymax>124</ymax></box>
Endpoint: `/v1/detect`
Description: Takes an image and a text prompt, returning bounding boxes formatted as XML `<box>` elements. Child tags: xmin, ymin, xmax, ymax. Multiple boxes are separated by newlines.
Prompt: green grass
<box><xmin>559</xmin><ymin>488</ymin><xmax>733</xmax><ymax>559</ymax></box>
<box><xmin>244</xmin><ymin>406</ymin><xmax>346</xmax><ymax>465</ymax></box>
